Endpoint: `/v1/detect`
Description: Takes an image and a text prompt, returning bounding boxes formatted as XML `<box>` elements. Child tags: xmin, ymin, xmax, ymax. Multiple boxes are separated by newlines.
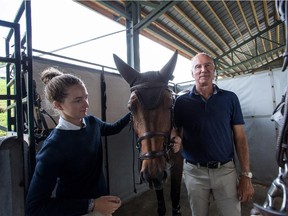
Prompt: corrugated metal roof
<box><xmin>77</xmin><ymin>0</ymin><xmax>285</xmax><ymax>79</ymax></box>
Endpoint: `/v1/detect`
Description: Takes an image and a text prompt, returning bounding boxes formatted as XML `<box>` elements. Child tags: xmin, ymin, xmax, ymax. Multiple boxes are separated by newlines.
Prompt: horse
<box><xmin>113</xmin><ymin>51</ymin><xmax>183</xmax><ymax>216</ymax></box>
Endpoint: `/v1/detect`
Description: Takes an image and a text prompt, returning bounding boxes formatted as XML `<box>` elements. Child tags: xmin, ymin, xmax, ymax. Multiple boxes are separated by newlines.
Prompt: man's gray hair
<box><xmin>191</xmin><ymin>52</ymin><xmax>214</xmax><ymax>72</ymax></box>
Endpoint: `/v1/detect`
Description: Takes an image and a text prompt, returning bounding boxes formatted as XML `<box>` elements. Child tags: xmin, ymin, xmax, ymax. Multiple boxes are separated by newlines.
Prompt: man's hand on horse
<box><xmin>170</xmin><ymin>136</ymin><xmax>182</xmax><ymax>153</ymax></box>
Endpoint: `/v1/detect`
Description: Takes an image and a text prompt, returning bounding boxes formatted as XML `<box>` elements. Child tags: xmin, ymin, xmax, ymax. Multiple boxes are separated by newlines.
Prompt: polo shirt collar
<box><xmin>190</xmin><ymin>84</ymin><xmax>222</xmax><ymax>96</ymax></box>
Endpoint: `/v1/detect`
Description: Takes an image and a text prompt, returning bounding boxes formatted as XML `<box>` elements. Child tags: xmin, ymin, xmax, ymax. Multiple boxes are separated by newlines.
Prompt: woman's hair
<box><xmin>41</xmin><ymin>67</ymin><xmax>85</xmax><ymax>103</ymax></box>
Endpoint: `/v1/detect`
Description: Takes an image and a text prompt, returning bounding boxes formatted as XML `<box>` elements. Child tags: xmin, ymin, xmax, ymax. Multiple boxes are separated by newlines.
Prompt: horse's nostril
<box><xmin>153</xmin><ymin>178</ymin><xmax>164</xmax><ymax>190</ymax></box>
<box><xmin>156</xmin><ymin>170</ymin><xmax>167</xmax><ymax>181</ymax></box>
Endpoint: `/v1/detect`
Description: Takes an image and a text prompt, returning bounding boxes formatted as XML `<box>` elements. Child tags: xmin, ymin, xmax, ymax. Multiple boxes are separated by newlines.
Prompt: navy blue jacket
<box><xmin>26</xmin><ymin>113</ymin><xmax>130</xmax><ymax>216</ymax></box>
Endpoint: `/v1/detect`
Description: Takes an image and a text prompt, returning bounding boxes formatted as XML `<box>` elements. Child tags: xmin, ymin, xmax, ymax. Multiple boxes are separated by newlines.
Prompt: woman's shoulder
<box><xmin>36</xmin><ymin>131</ymin><xmax>62</xmax><ymax>162</ymax></box>
<box><xmin>83</xmin><ymin>115</ymin><xmax>106</xmax><ymax>131</ymax></box>
<box><xmin>84</xmin><ymin>115</ymin><xmax>102</xmax><ymax>124</ymax></box>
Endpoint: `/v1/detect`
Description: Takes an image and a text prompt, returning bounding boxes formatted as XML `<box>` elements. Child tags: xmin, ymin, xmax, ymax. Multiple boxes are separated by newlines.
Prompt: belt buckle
<box><xmin>207</xmin><ymin>161</ymin><xmax>220</xmax><ymax>169</ymax></box>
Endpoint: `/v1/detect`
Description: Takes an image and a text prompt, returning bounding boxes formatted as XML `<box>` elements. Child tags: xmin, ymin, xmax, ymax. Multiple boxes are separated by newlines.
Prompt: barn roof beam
<box><xmin>215</xmin><ymin>20</ymin><xmax>284</xmax><ymax>77</ymax></box>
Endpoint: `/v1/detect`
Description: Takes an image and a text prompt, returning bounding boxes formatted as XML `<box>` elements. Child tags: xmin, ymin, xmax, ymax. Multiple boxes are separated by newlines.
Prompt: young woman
<box><xmin>26</xmin><ymin>67</ymin><xmax>130</xmax><ymax>216</ymax></box>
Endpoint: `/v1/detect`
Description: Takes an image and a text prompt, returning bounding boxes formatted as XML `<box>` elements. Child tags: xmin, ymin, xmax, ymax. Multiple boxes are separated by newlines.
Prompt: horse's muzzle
<box><xmin>140</xmin><ymin>169</ymin><xmax>168</xmax><ymax>190</ymax></box>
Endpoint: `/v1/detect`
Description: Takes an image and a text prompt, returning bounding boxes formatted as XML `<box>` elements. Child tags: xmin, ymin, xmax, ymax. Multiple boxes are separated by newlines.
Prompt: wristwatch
<box><xmin>241</xmin><ymin>171</ymin><xmax>253</xmax><ymax>178</ymax></box>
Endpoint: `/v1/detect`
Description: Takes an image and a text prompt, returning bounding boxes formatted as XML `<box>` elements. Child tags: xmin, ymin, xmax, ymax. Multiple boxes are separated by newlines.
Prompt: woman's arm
<box><xmin>25</xmin><ymin>148</ymin><xmax>88</xmax><ymax>216</ymax></box>
<box><xmin>101</xmin><ymin>112</ymin><xmax>131</xmax><ymax>136</ymax></box>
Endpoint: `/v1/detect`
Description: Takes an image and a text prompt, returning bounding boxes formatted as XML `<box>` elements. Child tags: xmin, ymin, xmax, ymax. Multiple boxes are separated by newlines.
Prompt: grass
<box><xmin>0</xmin><ymin>79</ymin><xmax>7</xmax><ymax>136</ymax></box>
<box><xmin>0</xmin><ymin>78</ymin><xmax>7</xmax><ymax>136</ymax></box>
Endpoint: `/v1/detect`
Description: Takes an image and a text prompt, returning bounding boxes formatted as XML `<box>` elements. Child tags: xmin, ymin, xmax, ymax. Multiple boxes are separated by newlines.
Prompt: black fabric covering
<box><xmin>131</xmin><ymin>71</ymin><xmax>169</xmax><ymax>110</ymax></box>
<box><xmin>135</xmin><ymin>87</ymin><xmax>166</xmax><ymax>110</ymax></box>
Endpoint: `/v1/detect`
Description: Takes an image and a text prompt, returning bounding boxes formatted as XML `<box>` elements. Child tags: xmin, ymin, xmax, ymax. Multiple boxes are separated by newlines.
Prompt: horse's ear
<box><xmin>113</xmin><ymin>54</ymin><xmax>139</xmax><ymax>86</ymax></box>
<box><xmin>159</xmin><ymin>50</ymin><xmax>178</xmax><ymax>82</ymax></box>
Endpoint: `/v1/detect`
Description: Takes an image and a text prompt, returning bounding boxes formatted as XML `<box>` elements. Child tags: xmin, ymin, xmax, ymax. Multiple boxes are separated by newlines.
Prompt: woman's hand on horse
<box><xmin>170</xmin><ymin>136</ymin><xmax>182</xmax><ymax>153</ymax></box>
<box><xmin>94</xmin><ymin>195</ymin><xmax>121</xmax><ymax>215</ymax></box>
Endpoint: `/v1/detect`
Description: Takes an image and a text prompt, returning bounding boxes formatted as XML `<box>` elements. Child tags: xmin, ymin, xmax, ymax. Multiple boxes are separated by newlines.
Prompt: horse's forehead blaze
<box><xmin>128</xmin><ymin>92</ymin><xmax>137</xmax><ymax>109</ymax></box>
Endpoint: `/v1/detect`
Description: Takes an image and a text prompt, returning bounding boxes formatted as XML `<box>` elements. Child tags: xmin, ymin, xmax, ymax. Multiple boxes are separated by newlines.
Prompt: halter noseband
<box><xmin>136</xmin><ymin>131</ymin><xmax>171</xmax><ymax>160</ymax></box>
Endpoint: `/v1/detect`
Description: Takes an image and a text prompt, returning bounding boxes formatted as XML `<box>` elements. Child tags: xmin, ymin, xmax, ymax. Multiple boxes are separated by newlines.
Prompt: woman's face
<box><xmin>55</xmin><ymin>84</ymin><xmax>89</xmax><ymax>126</ymax></box>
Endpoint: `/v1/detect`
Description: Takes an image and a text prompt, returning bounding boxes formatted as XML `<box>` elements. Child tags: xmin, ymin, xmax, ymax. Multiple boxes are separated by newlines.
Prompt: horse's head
<box><xmin>113</xmin><ymin>51</ymin><xmax>178</xmax><ymax>190</ymax></box>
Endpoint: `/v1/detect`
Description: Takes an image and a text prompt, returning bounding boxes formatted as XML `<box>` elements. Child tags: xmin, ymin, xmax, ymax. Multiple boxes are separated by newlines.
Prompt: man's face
<box><xmin>192</xmin><ymin>54</ymin><xmax>215</xmax><ymax>86</ymax></box>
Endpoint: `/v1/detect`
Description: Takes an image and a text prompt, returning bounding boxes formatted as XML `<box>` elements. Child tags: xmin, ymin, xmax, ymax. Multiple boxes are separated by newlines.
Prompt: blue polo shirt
<box><xmin>174</xmin><ymin>84</ymin><xmax>244</xmax><ymax>164</ymax></box>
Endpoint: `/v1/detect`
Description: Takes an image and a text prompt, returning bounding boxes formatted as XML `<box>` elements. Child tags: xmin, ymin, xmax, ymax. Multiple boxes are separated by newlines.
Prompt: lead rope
<box><xmin>130</xmin><ymin>118</ymin><xmax>143</xmax><ymax>194</ymax></box>
<box><xmin>130</xmin><ymin>117</ymin><xmax>137</xmax><ymax>194</ymax></box>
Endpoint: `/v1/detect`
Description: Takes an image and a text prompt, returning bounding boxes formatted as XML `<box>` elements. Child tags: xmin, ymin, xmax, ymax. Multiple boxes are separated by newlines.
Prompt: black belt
<box><xmin>185</xmin><ymin>159</ymin><xmax>233</xmax><ymax>169</ymax></box>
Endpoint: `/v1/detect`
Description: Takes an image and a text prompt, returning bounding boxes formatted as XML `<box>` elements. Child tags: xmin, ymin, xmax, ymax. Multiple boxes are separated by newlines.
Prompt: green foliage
<box><xmin>0</xmin><ymin>78</ymin><xmax>7</xmax><ymax>136</ymax></box>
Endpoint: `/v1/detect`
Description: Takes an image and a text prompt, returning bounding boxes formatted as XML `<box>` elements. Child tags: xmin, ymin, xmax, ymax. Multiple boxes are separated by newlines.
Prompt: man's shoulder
<box><xmin>174</xmin><ymin>90</ymin><xmax>191</xmax><ymax>106</ymax></box>
<box><xmin>176</xmin><ymin>89</ymin><xmax>190</xmax><ymax>98</ymax></box>
<box><xmin>218</xmin><ymin>88</ymin><xmax>238</xmax><ymax>98</ymax></box>
<box><xmin>215</xmin><ymin>84</ymin><xmax>236</xmax><ymax>95</ymax></box>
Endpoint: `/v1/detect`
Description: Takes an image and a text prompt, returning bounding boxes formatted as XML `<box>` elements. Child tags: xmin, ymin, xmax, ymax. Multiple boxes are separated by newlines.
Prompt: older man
<box><xmin>173</xmin><ymin>53</ymin><xmax>254</xmax><ymax>216</ymax></box>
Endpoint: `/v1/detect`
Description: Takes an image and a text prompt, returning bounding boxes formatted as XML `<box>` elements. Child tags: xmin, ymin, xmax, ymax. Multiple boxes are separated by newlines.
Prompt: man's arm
<box><xmin>233</xmin><ymin>124</ymin><xmax>254</xmax><ymax>202</ymax></box>
<box><xmin>170</xmin><ymin>127</ymin><xmax>183</xmax><ymax>153</ymax></box>
<box><xmin>233</xmin><ymin>125</ymin><xmax>250</xmax><ymax>172</ymax></box>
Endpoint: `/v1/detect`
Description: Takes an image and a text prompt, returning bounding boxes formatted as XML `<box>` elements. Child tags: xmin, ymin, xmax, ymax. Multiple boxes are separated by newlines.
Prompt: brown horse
<box><xmin>113</xmin><ymin>51</ymin><xmax>178</xmax><ymax>189</ymax></box>
<box><xmin>113</xmin><ymin>51</ymin><xmax>182</xmax><ymax>215</ymax></box>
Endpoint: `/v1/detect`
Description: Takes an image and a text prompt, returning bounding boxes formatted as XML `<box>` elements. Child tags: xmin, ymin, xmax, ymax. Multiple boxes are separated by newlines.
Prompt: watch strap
<box><xmin>241</xmin><ymin>171</ymin><xmax>253</xmax><ymax>178</ymax></box>
<box><xmin>88</xmin><ymin>199</ymin><xmax>95</xmax><ymax>212</ymax></box>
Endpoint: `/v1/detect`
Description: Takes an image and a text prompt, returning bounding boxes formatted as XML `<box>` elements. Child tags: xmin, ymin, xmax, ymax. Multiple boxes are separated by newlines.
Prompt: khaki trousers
<box><xmin>183</xmin><ymin>160</ymin><xmax>241</xmax><ymax>216</ymax></box>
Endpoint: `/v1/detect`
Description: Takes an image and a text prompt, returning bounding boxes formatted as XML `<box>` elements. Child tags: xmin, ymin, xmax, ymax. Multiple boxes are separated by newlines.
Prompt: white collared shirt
<box><xmin>56</xmin><ymin>116</ymin><xmax>86</xmax><ymax>130</ymax></box>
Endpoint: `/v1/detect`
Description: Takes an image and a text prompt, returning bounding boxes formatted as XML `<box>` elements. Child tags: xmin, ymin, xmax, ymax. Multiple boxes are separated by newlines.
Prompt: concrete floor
<box><xmin>114</xmin><ymin>179</ymin><xmax>271</xmax><ymax>216</ymax></box>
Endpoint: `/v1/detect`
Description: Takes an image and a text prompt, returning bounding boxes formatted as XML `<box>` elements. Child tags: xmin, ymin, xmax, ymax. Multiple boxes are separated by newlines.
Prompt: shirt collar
<box><xmin>56</xmin><ymin>116</ymin><xmax>87</xmax><ymax>130</ymax></box>
<box><xmin>190</xmin><ymin>84</ymin><xmax>221</xmax><ymax>96</ymax></box>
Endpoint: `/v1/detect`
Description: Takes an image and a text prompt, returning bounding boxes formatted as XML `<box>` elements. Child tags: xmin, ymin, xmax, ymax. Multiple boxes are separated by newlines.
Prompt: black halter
<box><xmin>130</xmin><ymin>82</ymin><xmax>174</xmax><ymax>161</ymax></box>
<box><xmin>136</xmin><ymin>131</ymin><xmax>171</xmax><ymax>160</ymax></box>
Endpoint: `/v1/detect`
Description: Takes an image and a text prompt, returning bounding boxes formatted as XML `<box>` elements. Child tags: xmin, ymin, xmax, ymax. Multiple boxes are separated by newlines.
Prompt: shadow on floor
<box><xmin>114</xmin><ymin>179</ymin><xmax>270</xmax><ymax>216</ymax></box>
